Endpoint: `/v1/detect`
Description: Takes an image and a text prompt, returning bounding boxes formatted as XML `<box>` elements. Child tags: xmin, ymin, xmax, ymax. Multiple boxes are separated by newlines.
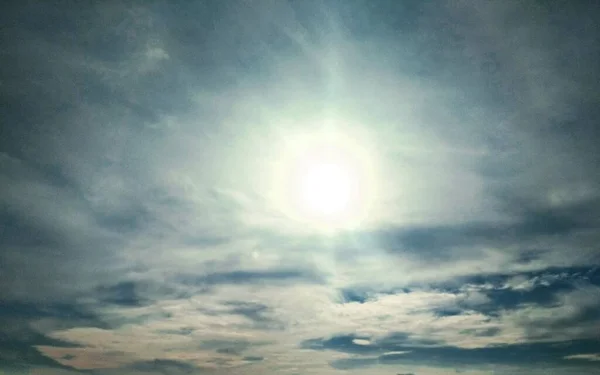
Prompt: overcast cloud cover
<box><xmin>1</xmin><ymin>1</ymin><xmax>600</xmax><ymax>374</ymax></box>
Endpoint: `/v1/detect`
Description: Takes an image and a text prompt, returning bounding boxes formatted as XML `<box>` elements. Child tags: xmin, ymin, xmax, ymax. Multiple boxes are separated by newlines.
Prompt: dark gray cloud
<box><xmin>128</xmin><ymin>359</ymin><xmax>198</xmax><ymax>375</ymax></box>
<box><xmin>306</xmin><ymin>333</ymin><xmax>600</xmax><ymax>369</ymax></box>
<box><xmin>178</xmin><ymin>269</ymin><xmax>324</xmax><ymax>287</ymax></box>
<box><xmin>0</xmin><ymin>302</ymin><xmax>89</xmax><ymax>371</ymax></box>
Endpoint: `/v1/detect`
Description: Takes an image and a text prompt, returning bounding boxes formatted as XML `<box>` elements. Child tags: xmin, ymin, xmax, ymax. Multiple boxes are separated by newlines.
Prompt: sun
<box><xmin>300</xmin><ymin>162</ymin><xmax>354</xmax><ymax>217</ymax></box>
<box><xmin>269</xmin><ymin>128</ymin><xmax>377</xmax><ymax>232</ymax></box>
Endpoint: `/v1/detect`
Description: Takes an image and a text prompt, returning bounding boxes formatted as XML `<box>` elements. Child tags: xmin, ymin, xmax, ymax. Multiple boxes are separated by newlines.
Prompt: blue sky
<box><xmin>1</xmin><ymin>1</ymin><xmax>600</xmax><ymax>374</ymax></box>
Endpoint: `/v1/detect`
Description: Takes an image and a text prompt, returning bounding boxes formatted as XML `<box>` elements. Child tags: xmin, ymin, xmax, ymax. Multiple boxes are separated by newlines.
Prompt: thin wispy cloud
<box><xmin>1</xmin><ymin>1</ymin><xmax>600</xmax><ymax>375</ymax></box>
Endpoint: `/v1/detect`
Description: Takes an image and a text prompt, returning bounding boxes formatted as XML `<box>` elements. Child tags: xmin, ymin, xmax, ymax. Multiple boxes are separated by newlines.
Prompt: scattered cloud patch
<box><xmin>564</xmin><ymin>353</ymin><xmax>600</xmax><ymax>362</ymax></box>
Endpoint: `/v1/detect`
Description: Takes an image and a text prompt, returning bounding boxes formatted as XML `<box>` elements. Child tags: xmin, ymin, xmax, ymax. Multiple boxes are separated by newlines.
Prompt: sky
<box><xmin>1</xmin><ymin>1</ymin><xmax>600</xmax><ymax>374</ymax></box>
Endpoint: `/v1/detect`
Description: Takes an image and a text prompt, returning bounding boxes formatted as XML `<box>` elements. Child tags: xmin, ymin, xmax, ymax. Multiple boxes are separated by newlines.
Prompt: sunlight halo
<box><xmin>269</xmin><ymin>128</ymin><xmax>378</xmax><ymax>232</ymax></box>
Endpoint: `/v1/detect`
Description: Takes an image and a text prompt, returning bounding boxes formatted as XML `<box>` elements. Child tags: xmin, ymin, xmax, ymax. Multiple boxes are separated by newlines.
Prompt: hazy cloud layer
<box><xmin>1</xmin><ymin>1</ymin><xmax>600</xmax><ymax>374</ymax></box>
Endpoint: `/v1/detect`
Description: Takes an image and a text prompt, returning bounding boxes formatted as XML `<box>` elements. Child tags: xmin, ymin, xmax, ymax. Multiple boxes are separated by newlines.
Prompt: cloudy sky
<box><xmin>1</xmin><ymin>1</ymin><xmax>600</xmax><ymax>374</ymax></box>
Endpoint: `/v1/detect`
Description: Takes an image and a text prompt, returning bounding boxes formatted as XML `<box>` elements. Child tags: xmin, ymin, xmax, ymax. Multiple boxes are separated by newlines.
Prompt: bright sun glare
<box><xmin>270</xmin><ymin>128</ymin><xmax>377</xmax><ymax>232</ymax></box>
<box><xmin>300</xmin><ymin>162</ymin><xmax>353</xmax><ymax>216</ymax></box>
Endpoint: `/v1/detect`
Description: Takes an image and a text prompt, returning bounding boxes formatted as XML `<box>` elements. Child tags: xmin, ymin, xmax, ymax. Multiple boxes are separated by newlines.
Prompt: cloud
<box><xmin>324</xmin><ymin>335</ymin><xmax>600</xmax><ymax>369</ymax></box>
<box><xmin>1</xmin><ymin>1</ymin><xmax>600</xmax><ymax>375</ymax></box>
<box><xmin>564</xmin><ymin>353</ymin><xmax>600</xmax><ymax>362</ymax></box>
<box><xmin>128</xmin><ymin>359</ymin><xmax>198</xmax><ymax>374</ymax></box>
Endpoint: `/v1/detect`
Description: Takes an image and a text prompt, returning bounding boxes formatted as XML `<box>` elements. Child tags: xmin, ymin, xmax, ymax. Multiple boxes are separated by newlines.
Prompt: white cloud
<box><xmin>564</xmin><ymin>353</ymin><xmax>600</xmax><ymax>362</ymax></box>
